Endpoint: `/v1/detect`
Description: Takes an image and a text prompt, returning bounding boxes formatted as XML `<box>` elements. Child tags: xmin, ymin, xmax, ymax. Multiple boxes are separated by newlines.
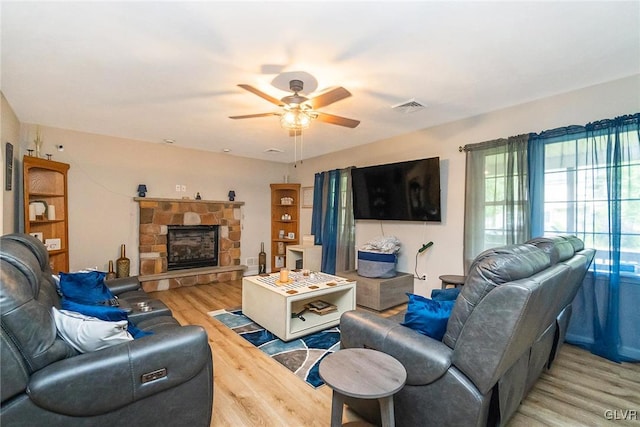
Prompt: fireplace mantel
<box><xmin>134</xmin><ymin>197</ymin><xmax>245</xmax><ymax>206</ymax></box>
<box><xmin>135</xmin><ymin>197</ymin><xmax>246</xmax><ymax>292</ymax></box>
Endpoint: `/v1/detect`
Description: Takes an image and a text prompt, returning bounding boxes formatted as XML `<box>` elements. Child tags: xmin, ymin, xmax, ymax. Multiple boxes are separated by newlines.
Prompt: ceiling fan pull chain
<box><xmin>294</xmin><ymin>131</ymin><xmax>298</xmax><ymax>166</ymax></box>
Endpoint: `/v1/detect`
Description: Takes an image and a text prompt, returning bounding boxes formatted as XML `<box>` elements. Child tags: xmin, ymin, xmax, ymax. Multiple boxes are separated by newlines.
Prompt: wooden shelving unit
<box><xmin>270</xmin><ymin>183</ymin><xmax>300</xmax><ymax>272</ymax></box>
<box><xmin>23</xmin><ymin>156</ymin><xmax>70</xmax><ymax>273</ymax></box>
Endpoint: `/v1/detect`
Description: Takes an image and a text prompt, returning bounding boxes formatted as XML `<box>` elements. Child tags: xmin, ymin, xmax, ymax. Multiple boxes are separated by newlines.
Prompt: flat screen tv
<box><xmin>351</xmin><ymin>157</ymin><xmax>441</xmax><ymax>222</ymax></box>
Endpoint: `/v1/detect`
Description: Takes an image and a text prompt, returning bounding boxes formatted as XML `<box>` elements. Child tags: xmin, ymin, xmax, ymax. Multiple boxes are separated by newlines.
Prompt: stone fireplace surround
<box><xmin>135</xmin><ymin>198</ymin><xmax>246</xmax><ymax>292</ymax></box>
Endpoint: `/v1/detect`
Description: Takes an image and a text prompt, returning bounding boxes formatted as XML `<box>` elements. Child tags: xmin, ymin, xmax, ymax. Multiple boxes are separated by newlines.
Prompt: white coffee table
<box><xmin>242</xmin><ymin>271</ymin><xmax>356</xmax><ymax>341</ymax></box>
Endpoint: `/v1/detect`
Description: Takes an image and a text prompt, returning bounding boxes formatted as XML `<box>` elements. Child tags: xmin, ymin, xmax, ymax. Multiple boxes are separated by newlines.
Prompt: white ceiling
<box><xmin>2</xmin><ymin>1</ymin><xmax>639</xmax><ymax>163</ymax></box>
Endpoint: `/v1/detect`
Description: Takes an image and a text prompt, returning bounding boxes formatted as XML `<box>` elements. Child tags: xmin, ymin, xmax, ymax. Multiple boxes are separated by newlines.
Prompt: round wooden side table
<box><xmin>439</xmin><ymin>274</ymin><xmax>466</xmax><ymax>289</ymax></box>
<box><xmin>319</xmin><ymin>348</ymin><xmax>407</xmax><ymax>427</ymax></box>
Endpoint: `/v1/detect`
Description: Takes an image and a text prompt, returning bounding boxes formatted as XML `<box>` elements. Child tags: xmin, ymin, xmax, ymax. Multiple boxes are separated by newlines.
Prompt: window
<box><xmin>542</xmin><ymin>132</ymin><xmax>640</xmax><ymax>277</ymax></box>
<box><xmin>463</xmin><ymin>135</ymin><xmax>529</xmax><ymax>269</ymax></box>
<box><xmin>464</xmin><ymin>114</ymin><xmax>640</xmax><ymax>362</ymax></box>
<box><xmin>483</xmin><ymin>150</ymin><xmax>528</xmax><ymax>249</ymax></box>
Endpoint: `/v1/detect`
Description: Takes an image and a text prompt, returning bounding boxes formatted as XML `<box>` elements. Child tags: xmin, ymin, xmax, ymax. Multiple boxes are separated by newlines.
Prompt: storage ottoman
<box><xmin>338</xmin><ymin>270</ymin><xmax>413</xmax><ymax>311</ymax></box>
<box><xmin>357</xmin><ymin>251</ymin><xmax>397</xmax><ymax>278</ymax></box>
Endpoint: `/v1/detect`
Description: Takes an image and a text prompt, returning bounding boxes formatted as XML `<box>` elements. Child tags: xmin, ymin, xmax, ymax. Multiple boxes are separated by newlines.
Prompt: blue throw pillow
<box><xmin>62</xmin><ymin>298</ymin><xmax>127</xmax><ymax>321</ymax></box>
<box><xmin>401</xmin><ymin>293</ymin><xmax>455</xmax><ymax>341</ymax></box>
<box><xmin>59</xmin><ymin>271</ymin><xmax>114</xmax><ymax>305</ymax></box>
<box><xmin>61</xmin><ymin>298</ymin><xmax>152</xmax><ymax>339</ymax></box>
<box><xmin>126</xmin><ymin>323</ymin><xmax>153</xmax><ymax>339</ymax></box>
<box><xmin>431</xmin><ymin>287</ymin><xmax>461</xmax><ymax>301</ymax></box>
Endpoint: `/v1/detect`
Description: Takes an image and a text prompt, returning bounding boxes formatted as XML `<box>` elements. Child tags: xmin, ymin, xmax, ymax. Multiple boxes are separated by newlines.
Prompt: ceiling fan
<box><xmin>229</xmin><ymin>79</ymin><xmax>360</xmax><ymax>134</ymax></box>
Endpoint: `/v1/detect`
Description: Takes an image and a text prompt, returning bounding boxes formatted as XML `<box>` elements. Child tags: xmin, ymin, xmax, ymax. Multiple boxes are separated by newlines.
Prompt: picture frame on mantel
<box><xmin>302</xmin><ymin>186</ymin><xmax>313</xmax><ymax>208</ymax></box>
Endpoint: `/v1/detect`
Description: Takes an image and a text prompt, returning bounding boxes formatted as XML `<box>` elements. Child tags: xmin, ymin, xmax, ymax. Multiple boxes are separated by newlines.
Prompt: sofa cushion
<box><xmin>52</xmin><ymin>307</ymin><xmax>133</xmax><ymax>353</ymax></box>
<box><xmin>59</xmin><ymin>271</ymin><xmax>114</xmax><ymax>305</ymax></box>
<box><xmin>443</xmin><ymin>244</ymin><xmax>551</xmax><ymax>349</ymax></box>
<box><xmin>1</xmin><ymin>245</ymin><xmax>76</xmax><ymax>372</ymax></box>
<box><xmin>431</xmin><ymin>287</ymin><xmax>461</xmax><ymax>301</ymax></box>
<box><xmin>526</xmin><ymin>236</ymin><xmax>576</xmax><ymax>263</ymax></box>
<box><xmin>401</xmin><ymin>293</ymin><xmax>455</xmax><ymax>340</ymax></box>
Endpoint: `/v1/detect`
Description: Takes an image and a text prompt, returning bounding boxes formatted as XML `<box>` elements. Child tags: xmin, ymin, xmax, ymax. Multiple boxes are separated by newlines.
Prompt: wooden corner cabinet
<box><xmin>23</xmin><ymin>156</ymin><xmax>70</xmax><ymax>273</ymax></box>
<box><xmin>270</xmin><ymin>183</ymin><xmax>301</xmax><ymax>272</ymax></box>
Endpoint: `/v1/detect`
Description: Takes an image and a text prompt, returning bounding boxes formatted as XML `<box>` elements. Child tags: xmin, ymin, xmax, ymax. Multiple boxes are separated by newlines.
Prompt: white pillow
<box><xmin>52</xmin><ymin>307</ymin><xmax>133</xmax><ymax>353</ymax></box>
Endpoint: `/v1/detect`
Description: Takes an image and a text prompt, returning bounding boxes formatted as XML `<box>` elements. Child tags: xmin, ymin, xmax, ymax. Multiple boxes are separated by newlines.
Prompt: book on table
<box><xmin>305</xmin><ymin>300</ymin><xmax>337</xmax><ymax>315</ymax></box>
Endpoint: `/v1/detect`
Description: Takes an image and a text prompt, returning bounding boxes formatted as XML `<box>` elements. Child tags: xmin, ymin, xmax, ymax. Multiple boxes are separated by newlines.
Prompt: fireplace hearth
<box><xmin>167</xmin><ymin>225</ymin><xmax>219</xmax><ymax>270</ymax></box>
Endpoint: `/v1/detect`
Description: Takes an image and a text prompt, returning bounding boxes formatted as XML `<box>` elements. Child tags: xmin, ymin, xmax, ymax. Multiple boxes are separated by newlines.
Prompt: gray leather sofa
<box><xmin>340</xmin><ymin>236</ymin><xmax>595</xmax><ymax>427</ymax></box>
<box><xmin>0</xmin><ymin>233</ymin><xmax>213</xmax><ymax>426</ymax></box>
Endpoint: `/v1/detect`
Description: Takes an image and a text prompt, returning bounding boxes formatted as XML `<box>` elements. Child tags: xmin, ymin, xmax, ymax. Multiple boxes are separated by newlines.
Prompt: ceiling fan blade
<box><xmin>315</xmin><ymin>112</ymin><xmax>360</xmax><ymax>128</ymax></box>
<box><xmin>309</xmin><ymin>86</ymin><xmax>352</xmax><ymax>109</ymax></box>
<box><xmin>237</xmin><ymin>84</ymin><xmax>284</xmax><ymax>106</ymax></box>
<box><xmin>229</xmin><ymin>112</ymin><xmax>280</xmax><ymax>119</ymax></box>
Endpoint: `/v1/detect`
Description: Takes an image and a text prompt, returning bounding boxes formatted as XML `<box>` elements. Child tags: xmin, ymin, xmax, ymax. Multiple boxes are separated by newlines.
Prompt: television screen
<box><xmin>351</xmin><ymin>157</ymin><xmax>441</xmax><ymax>222</ymax></box>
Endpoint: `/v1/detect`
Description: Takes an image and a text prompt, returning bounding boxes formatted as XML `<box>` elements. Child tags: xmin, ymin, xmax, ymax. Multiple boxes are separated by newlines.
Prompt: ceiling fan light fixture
<box><xmin>233</xmin><ymin>77</ymin><xmax>359</xmax><ymax>130</ymax></box>
<box><xmin>280</xmin><ymin>109</ymin><xmax>312</xmax><ymax>130</ymax></box>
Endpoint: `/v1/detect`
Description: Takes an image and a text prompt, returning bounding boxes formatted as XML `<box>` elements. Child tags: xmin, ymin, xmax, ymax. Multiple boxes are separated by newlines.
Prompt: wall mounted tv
<box><xmin>351</xmin><ymin>157</ymin><xmax>441</xmax><ymax>222</ymax></box>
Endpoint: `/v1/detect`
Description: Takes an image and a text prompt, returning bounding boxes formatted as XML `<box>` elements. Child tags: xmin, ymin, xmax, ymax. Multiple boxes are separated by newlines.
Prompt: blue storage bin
<box><xmin>357</xmin><ymin>251</ymin><xmax>397</xmax><ymax>278</ymax></box>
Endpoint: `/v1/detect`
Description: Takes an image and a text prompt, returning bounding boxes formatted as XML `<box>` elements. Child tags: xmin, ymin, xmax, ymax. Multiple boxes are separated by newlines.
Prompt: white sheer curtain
<box><xmin>463</xmin><ymin>135</ymin><xmax>530</xmax><ymax>270</ymax></box>
<box><xmin>335</xmin><ymin>168</ymin><xmax>356</xmax><ymax>273</ymax></box>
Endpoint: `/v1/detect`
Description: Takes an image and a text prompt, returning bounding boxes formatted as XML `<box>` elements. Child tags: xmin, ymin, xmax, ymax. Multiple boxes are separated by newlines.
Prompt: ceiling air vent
<box><xmin>391</xmin><ymin>98</ymin><xmax>426</xmax><ymax>113</ymax></box>
<box><xmin>264</xmin><ymin>148</ymin><xmax>283</xmax><ymax>154</ymax></box>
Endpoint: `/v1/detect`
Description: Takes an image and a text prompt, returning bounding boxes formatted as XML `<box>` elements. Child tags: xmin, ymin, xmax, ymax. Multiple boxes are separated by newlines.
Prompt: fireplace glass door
<box><xmin>167</xmin><ymin>225</ymin><xmax>219</xmax><ymax>270</ymax></box>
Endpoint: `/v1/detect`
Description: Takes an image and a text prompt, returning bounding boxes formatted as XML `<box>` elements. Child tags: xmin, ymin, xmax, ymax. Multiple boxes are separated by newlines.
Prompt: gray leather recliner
<box><xmin>340</xmin><ymin>236</ymin><xmax>595</xmax><ymax>427</ymax></box>
<box><xmin>1</xmin><ymin>233</ymin><xmax>213</xmax><ymax>427</ymax></box>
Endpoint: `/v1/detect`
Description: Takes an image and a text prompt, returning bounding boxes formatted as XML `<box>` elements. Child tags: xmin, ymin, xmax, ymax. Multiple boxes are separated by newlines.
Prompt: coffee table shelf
<box><xmin>242</xmin><ymin>272</ymin><xmax>356</xmax><ymax>341</ymax></box>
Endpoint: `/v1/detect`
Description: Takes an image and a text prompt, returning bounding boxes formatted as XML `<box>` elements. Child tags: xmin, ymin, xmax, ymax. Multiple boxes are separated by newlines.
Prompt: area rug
<box><xmin>209</xmin><ymin>308</ymin><xmax>340</xmax><ymax>388</ymax></box>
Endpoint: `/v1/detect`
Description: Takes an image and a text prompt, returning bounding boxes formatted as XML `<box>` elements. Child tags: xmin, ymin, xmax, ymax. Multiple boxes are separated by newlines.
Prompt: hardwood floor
<box><xmin>150</xmin><ymin>280</ymin><xmax>640</xmax><ymax>427</ymax></box>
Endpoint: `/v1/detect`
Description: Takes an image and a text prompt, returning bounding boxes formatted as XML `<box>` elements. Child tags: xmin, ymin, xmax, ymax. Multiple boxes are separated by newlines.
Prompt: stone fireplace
<box><xmin>135</xmin><ymin>198</ymin><xmax>246</xmax><ymax>292</ymax></box>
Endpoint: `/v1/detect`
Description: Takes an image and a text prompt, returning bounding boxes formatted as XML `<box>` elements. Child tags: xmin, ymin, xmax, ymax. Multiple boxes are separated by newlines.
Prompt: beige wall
<box><xmin>1</xmin><ymin>93</ymin><xmax>21</xmax><ymax>234</ymax></box>
<box><xmin>13</xmin><ymin>125</ymin><xmax>289</xmax><ymax>273</ymax></box>
<box><xmin>4</xmin><ymin>75</ymin><xmax>638</xmax><ymax>289</ymax></box>
<box><xmin>290</xmin><ymin>74</ymin><xmax>640</xmax><ymax>295</ymax></box>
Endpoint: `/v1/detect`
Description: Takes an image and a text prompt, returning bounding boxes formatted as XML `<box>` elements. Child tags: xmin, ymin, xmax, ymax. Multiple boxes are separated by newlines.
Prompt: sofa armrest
<box><xmin>340</xmin><ymin>310</ymin><xmax>453</xmax><ymax>385</ymax></box>
<box><xmin>105</xmin><ymin>276</ymin><xmax>142</xmax><ymax>295</ymax></box>
<box><xmin>27</xmin><ymin>325</ymin><xmax>211</xmax><ymax>417</ymax></box>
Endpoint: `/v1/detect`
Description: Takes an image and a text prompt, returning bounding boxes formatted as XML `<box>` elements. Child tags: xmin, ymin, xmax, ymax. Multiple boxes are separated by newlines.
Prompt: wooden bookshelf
<box><xmin>23</xmin><ymin>156</ymin><xmax>70</xmax><ymax>273</ymax></box>
<box><xmin>270</xmin><ymin>183</ymin><xmax>300</xmax><ymax>272</ymax></box>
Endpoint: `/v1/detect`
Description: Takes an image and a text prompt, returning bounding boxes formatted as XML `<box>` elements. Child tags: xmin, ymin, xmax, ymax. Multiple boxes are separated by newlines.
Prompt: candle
<box><xmin>47</xmin><ymin>205</ymin><xmax>56</xmax><ymax>220</ymax></box>
<box><xmin>279</xmin><ymin>268</ymin><xmax>289</xmax><ymax>283</ymax></box>
<box><xmin>29</xmin><ymin>205</ymin><xmax>36</xmax><ymax>221</ymax></box>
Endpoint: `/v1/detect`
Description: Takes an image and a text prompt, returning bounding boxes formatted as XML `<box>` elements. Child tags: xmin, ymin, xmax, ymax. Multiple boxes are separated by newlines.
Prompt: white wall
<box><xmin>290</xmin><ymin>75</ymin><xmax>640</xmax><ymax>296</ymax></box>
<box><xmin>13</xmin><ymin>125</ymin><xmax>289</xmax><ymax>273</ymax></box>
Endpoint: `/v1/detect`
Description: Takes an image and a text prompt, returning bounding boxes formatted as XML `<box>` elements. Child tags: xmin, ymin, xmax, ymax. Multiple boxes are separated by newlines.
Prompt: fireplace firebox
<box><xmin>167</xmin><ymin>225</ymin><xmax>219</xmax><ymax>270</ymax></box>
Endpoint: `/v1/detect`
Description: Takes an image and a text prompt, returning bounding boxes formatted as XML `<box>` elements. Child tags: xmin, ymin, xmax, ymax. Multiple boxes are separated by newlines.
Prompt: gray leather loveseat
<box><xmin>0</xmin><ymin>233</ymin><xmax>213</xmax><ymax>426</ymax></box>
<box><xmin>340</xmin><ymin>235</ymin><xmax>595</xmax><ymax>427</ymax></box>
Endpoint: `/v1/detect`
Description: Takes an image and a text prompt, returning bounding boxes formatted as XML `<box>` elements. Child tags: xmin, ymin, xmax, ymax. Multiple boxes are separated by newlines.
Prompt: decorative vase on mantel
<box><xmin>116</xmin><ymin>244</ymin><xmax>130</xmax><ymax>278</ymax></box>
<box><xmin>258</xmin><ymin>242</ymin><xmax>266</xmax><ymax>274</ymax></box>
<box><xmin>34</xmin><ymin>129</ymin><xmax>44</xmax><ymax>158</ymax></box>
<box><xmin>106</xmin><ymin>260</ymin><xmax>117</xmax><ymax>280</ymax></box>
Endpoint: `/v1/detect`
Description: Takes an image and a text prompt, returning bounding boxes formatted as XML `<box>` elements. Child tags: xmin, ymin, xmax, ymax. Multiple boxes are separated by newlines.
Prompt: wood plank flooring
<box><xmin>150</xmin><ymin>280</ymin><xmax>640</xmax><ymax>427</ymax></box>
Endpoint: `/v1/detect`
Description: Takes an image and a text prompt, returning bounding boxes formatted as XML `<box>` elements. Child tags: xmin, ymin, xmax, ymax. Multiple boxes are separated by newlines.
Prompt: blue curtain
<box><xmin>321</xmin><ymin>170</ymin><xmax>340</xmax><ymax>274</ymax></box>
<box><xmin>311</xmin><ymin>168</ymin><xmax>356</xmax><ymax>274</ymax></box>
<box><xmin>529</xmin><ymin>114</ymin><xmax>640</xmax><ymax>362</ymax></box>
<box><xmin>311</xmin><ymin>172</ymin><xmax>325</xmax><ymax>246</ymax></box>
<box><xmin>527</xmin><ymin>133</ymin><xmax>544</xmax><ymax>237</ymax></box>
